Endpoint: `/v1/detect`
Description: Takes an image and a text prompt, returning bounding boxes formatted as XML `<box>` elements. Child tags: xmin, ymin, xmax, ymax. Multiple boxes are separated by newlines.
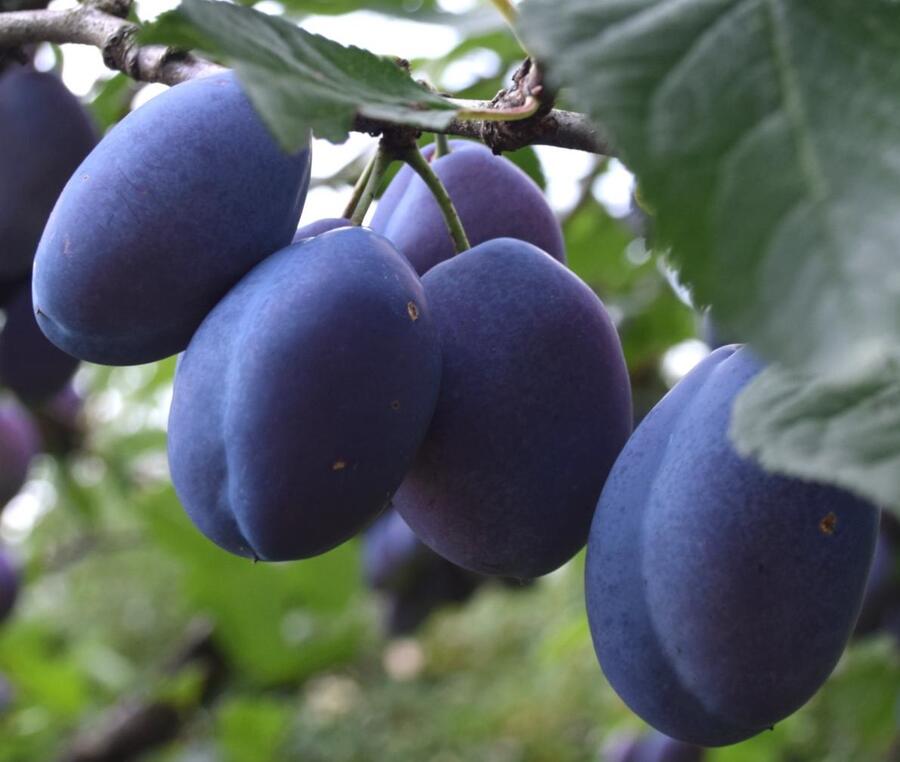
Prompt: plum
<box><xmin>371</xmin><ymin>140</ymin><xmax>565</xmax><ymax>275</ymax></box>
<box><xmin>586</xmin><ymin>346</ymin><xmax>879</xmax><ymax>746</ymax></box>
<box><xmin>0</xmin><ymin>550</ymin><xmax>18</xmax><ymax>623</ymax></box>
<box><xmin>393</xmin><ymin>238</ymin><xmax>632</xmax><ymax>578</ymax></box>
<box><xmin>0</xmin><ymin>672</ymin><xmax>12</xmax><ymax>712</ymax></box>
<box><xmin>293</xmin><ymin>217</ymin><xmax>350</xmax><ymax>242</ymax></box>
<box><xmin>605</xmin><ymin>731</ymin><xmax>705</xmax><ymax>762</ymax></box>
<box><xmin>168</xmin><ymin>227</ymin><xmax>441</xmax><ymax>561</ymax></box>
<box><xmin>0</xmin><ymin>277</ymin><xmax>79</xmax><ymax>404</ymax></box>
<box><xmin>0</xmin><ymin>65</ymin><xmax>96</xmax><ymax>279</ymax></box>
<box><xmin>0</xmin><ymin>400</ymin><xmax>40</xmax><ymax>508</ymax></box>
<box><xmin>33</xmin><ymin>71</ymin><xmax>311</xmax><ymax>366</ymax></box>
<box><xmin>364</xmin><ymin>508</ymin><xmax>484</xmax><ymax>635</ymax></box>
<box><xmin>364</xmin><ymin>508</ymin><xmax>432</xmax><ymax>592</ymax></box>
<box><xmin>854</xmin><ymin>530</ymin><xmax>895</xmax><ymax>637</ymax></box>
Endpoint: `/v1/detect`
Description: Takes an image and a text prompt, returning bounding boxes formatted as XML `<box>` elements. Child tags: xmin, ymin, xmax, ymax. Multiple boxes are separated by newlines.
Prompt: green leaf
<box><xmin>731</xmin><ymin>353</ymin><xmax>900</xmax><ymax>511</ymax></box>
<box><xmin>266</xmin><ymin>0</ymin><xmax>437</xmax><ymax>16</ymax></box>
<box><xmin>564</xmin><ymin>200</ymin><xmax>695</xmax><ymax>371</ymax></box>
<box><xmin>217</xmin><ymin>696</ymin><xmax>292</xmax><ymax>762</ymax></box>
<box><xmin>138</xmin><ymin>489</ymin><xmax>365</xmax><ymax>685</ymax></box>
<box><xmin>518</xmin><ymin>0</ymin><xmax>900</xmax><ymax>376</ymax></box>
<box><xmin>89</xmin><ymin>74</ymin><xmax>135</xmax><ymax>132</ymax></box>
<box><xmin>142</xmin><ymin>0</ymin><xmax>459</xmax><ymax>150</ymax></box>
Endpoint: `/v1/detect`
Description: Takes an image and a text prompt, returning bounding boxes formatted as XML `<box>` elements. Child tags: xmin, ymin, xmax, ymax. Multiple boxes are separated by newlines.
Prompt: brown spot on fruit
<box><xmin>390</xmin><ymin>400</ymin><xmax>401</xmax><ymax>411</ymax></box>
<box><xmin>407</xmin><ymin>301</ymin><xmax>419</xmax><ymax>321</ymax></box>
<box><xmin>819</xmin><ymin>512</ymin><xmax>837</xmax><ymax>535</ymax></box>
<box><xmin>332</xmin><ymin>460</ymin><xmax>346</xmax><ymax>471</ymax></box>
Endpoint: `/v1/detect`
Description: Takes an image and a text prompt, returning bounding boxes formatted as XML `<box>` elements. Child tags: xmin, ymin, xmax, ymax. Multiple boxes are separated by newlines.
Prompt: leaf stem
<box><xmin>487</xmin><ymin>0</ymin><xmax>531</xmax><ymax>57</ymax></box>
<box><xmin>398</xmin><ymin>145</ymin><xmax>470</xmax><ymax>254</ymax></box>
<box><xmin>453</xmin><ymin>94</ymin><xmax>541</xmax><ymax>122</ymax></box>
<box><xmin>348</xmin><ymin>146</ymin><xmax>393</xmax><ymax>226</ymax></box>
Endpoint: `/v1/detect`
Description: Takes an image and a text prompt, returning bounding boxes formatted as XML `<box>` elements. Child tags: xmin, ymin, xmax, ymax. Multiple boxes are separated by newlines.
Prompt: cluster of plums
<box><xmin>0</xmin><ymin>61</ymin><xmax>98</xmax><ymax>628</ymax></box>
<box><xmin>0</xmin><ymin>63</ymin><xmax>94</xmax><ymax>404</ymax></box>
<box><xmin>7</xmin><ymin>64</ymin><xmax>886</xmax><ymax>748</ymax></box>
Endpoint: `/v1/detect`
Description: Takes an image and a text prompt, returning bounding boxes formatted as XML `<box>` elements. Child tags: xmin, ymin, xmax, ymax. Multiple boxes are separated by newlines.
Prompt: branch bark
<box><xmin>0</xmin><ymin>6</ymin><xmax>220</xmax><ymax>84</ymax></box>
<box><xmin>0</xmin><ymin>5</ymin><xmax>610</xmax><ymax>155</ymax></box>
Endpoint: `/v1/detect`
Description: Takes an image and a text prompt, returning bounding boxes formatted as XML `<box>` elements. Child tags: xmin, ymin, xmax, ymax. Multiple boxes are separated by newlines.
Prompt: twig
<box><xmin>60</xmin><ymin>619</ymin><xmax>227</xmax><ymax>762</ymax></box>
<box><xmin>0</xmin><ymin>5</ymin><xmax>610</xmax><ymax>155</ymax></box>
<box><xmin>0</xmin><ymin>6</ymin><xmax>220</xmax><ymax>85</ymax></box>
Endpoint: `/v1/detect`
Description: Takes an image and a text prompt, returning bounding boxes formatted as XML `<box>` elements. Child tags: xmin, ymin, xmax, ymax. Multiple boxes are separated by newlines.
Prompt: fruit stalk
<box><xmin>434</xmin><ymin>133</ymin><xmax>451</xmax><ymax>158</ymax></box>
<box><xmin>348</xmin><ymin>147</ymin><xmax>394</xmax><ymax>226</ymax></box>
<box><xmin>342</xmin><ymin>150</ymin><xmax>379</xmax><ymax>221</ymax></box>
<box><xmin>397</xmin><ymin>145</ymin><xmax>471</xmax><ymax>254</ymax></box>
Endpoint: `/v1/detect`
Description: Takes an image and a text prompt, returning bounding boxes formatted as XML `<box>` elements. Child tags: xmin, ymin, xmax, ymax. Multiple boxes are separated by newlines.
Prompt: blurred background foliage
<box><xmin>1</xmin><ymin>0</ymin><xmax>898</xmax><ymax>760</ymax></box>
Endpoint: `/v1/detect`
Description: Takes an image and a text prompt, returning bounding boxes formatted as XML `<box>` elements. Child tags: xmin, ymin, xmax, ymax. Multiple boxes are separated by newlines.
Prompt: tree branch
<box><xmin>60</xmin><ymin>619</ymin><xmax>228</xmax><ymax>762</ymax></box>
<box><xmin>0</xmin><ymin>5</ymin><xmax>610</xmax><ymax>155</ymax></box>
<box><xmin>0</xmin><ymin>6</ymin><xmax>219</xmax><ymax>84</ymax></box>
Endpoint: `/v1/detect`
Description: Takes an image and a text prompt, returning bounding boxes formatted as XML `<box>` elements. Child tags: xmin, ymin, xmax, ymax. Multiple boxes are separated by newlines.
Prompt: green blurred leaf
<box><xmin>564</xmin><ymin>201</ymin><xmax>633</xmax><ymax>290</ymax></box>
<box><xmin>88</xmin><ymin>74</ymin><xmax>135</xmax><ymax>132</ymax></box>
<box><xmin>731</xmin><ymin>352</ymin><xmax>900</xmax><ymax>511</ymax></box>
<box><xmin>274</xmin><ymin>0</ymin><xmax>430</xmax><ymax>13</ymax></box>
<box><xmin>564</xmin><ymin>201</ymin><xmax>695</xmax><ymax>370</ymax></box>
<box><xmin>217</xmin><ymin>696</ymin><xmax>292</xmax><ymax>762</ymax></box>
<box><xmin>142</xmin><ymin>0</ymin><xmax>460</xmax><ymax>149</ymax></box>
<box><xmin>0</xmin><ymin>623</ymin><xmax>90</xmax><ymax>716</ymax></box>
<box><xmin>138</xmin><ymin>490</ymin><xmax>364</xmax><ymax>685</ymax></box>
<box><xmin>519</xmin><ymin>0</ymin><xmax>900</xmax><ymax>377</ymax></box>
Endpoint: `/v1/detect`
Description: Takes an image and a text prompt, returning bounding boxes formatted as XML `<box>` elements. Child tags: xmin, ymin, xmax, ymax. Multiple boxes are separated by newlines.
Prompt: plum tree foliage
<box><xmin>0</xmin><ymin>0</ymin><xmax>898</xmax><ymax>758</ymax></box>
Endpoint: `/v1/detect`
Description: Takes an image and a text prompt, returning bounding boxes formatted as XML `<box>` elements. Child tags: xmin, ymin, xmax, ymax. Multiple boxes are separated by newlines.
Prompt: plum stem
<box><xmin>398</xmin><ymin>145</ymin><xmax>471</xmax><ymax>254</ymax></box>
<box><xmin>348</xmin><ymin>146</ymin><xmax>393</xmax><ymax>226</ymax></box>
<box><xmin>342</xmin><ymin>149</ymin><xmax>379</xmax><ymax>220</ymax></box>
<box><xmin>434</xmin><ymin>133</ymin><xmax>451</xmax><ymax>158</ymax></box>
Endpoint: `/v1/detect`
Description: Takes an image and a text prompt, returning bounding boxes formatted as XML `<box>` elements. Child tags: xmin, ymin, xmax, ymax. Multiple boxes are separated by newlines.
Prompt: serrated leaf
<box><xmin>142</xmin><ymin>0</ymin><xmax>459</xmax><ymax>149</ymax></box>
<box><xmin>731</xmin><ymin>353</ymin><xmax>900</xmax><ymax>511</ymax></box>
<box><xmin>518</xmin><ymin>0</ymin><xmax>900</xmax><ymax>376</ymax></box>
